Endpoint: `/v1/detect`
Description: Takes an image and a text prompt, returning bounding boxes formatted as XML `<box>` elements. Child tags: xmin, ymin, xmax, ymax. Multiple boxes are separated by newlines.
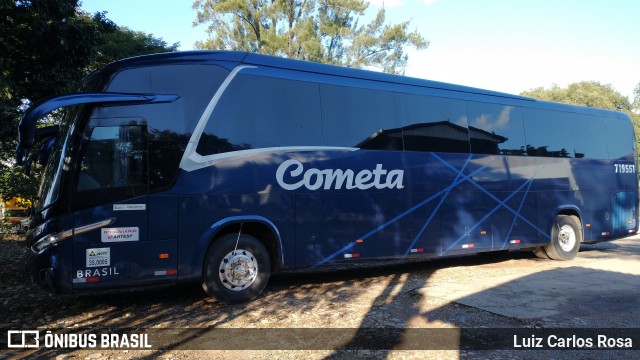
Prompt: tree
<box><xmin>91</xmin><ymin>25</ymin><xmax>180</xmax><ymax>71</ymax></box>
<box><xmin>521</xmin><ymin>81</ymin><xmax>640</xmax><ymax>163</ymax></box>
<box><xmin>633</xmin><ymin>82</ymin><xmax>640</xmax><ymax>113</ymax></box>
<box><xmin>0</xmin><ymin>0</ymin><xmax>177</xmax><ymax>205</ymax></box>
<box><xmin>1</xmin><ymin>0</ymin><xmax>101</xmax><ymax>158</ymax></box>
<box><xmin>193</xmin><ymin>0</ymin><xmax>428</xmax><ymax>74</ymax></box>
<box><xmin>521</xmin><ymin>81</ymin><xmax>633</xmax><ymax>111</ymax></box>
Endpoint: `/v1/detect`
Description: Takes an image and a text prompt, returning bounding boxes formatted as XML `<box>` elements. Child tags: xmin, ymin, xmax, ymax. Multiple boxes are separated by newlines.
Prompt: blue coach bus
<box><xmin>17</xmin><ymin>51</ymin><xmax>637</xmax><ymax>303</ymax></box>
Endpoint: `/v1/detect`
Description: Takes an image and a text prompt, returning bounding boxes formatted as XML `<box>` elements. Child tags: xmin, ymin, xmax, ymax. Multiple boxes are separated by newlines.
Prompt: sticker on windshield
<box><xmin>113</xmin><ymin>204</ymin><xmax>146</xmax><ymax>211</ymax></box>
<box><xmin>86</xmin><ymin>248</ymin><xmax>110</xmax><ymax>268</ymax></box>
<box><xmin>101</xmin><ymin>227</ymin><xmax>139</xmax><ymax>242</ymax></box>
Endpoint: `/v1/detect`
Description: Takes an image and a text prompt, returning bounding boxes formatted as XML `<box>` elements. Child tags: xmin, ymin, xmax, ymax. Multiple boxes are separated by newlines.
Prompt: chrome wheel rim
<box><xmin>558</xmin><ymin>224</ymin><xmax>576</xmax><ymax>252</ymax></box>
<box><xmin>219</xmin><ymin>249</ymin><xmax>258</xmax><ymax>291</ymax></box>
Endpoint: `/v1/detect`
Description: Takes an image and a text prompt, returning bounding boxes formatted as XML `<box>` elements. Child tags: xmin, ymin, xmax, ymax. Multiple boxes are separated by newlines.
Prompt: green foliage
<box><xmin>0</xmin><ymin>0</ymin><xmax>101</xmax><ymax>200</ymax></box>
<box><xmin>91</xmin><ymin>25</ymin><xmax>180</xmax><ymax>70</ymax></box>
<box><xmin>193</xmin><ymin>0</ymin><xmax>428</xmax><ymax>74</ymax></box>
<box><xmin>0</xmin><ymin>166</ymin><xmax>39</xmax><ymax>203</ymax></box>
<box><xmin>521</xmin><ymin>81</ymin><xmax>640</xmax><ymax>165</ymax></box>
<box><xmin>1</xmin><ymin>1</ymin><xmax>103</xmax><ymax>102</ymax></box>
<box><xmin>521</xmin><ymin>81</ymin><xmax>632</xmax><ymax>112</ymax></box>
<box><xmin>0</xmin><ymin>0</ymin><xmax>177</xmax><ymax>203</ymax></box>
<box><xmin>633</xmin><ymin>82</ymin><xmax>640</xmax><ymax>112</ymax></box>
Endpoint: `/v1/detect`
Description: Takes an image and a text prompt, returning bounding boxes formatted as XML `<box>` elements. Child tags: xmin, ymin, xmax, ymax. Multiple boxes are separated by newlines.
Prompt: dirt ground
<box><xmin>1</xmin><ymin>234</ymin><xmax>638</xmax><ymax>359</ymax></box>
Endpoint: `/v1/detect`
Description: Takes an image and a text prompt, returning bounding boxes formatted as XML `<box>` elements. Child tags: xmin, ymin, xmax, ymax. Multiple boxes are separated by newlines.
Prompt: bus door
<box><xmin>612</xmin><ymin>191</ymin><xmax>636</xmax><ymax>235</ymax></box>
<box><xmin>71</xmin><ymin>120</ymin><xmax>177</xmax><ymax>288</ymax></box>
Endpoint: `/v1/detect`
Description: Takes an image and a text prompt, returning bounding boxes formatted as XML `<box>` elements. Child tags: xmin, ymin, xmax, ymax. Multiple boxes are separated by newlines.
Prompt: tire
<box><xmin>532</xmin><ymin>246</ymin><xmax>550</xmax><ymax>259</ymax></box>
<box><xmin>543</xmin><ymin>215</ymin><xmax>582</xmax><ymax>260</ymax></box>
<box><xmin>202</xmin><ymin>233</ymin><xmax>271</xmax><ymax>304</ymax></box>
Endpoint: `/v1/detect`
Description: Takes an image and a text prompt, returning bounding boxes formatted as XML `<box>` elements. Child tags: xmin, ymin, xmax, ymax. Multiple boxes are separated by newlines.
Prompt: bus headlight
<box><xmin>31</xmin><ymin>234</ymin><xmax>62</xmax><ymax>253</ymax></box>
<box><xmin>29</xmin><ymin>218</ymin><xmax>115</xmax><ymax>253</ymax></box>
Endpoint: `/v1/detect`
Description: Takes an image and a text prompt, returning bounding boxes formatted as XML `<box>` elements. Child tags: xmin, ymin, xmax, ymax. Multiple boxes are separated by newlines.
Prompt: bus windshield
<box><xmin>36</xmin><ymin>108</ymin><xmax>76</xmax><ymax>212</ymax></box>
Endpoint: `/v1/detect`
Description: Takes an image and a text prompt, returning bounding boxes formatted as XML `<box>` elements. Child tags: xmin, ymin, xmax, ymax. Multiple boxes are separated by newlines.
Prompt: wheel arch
<box><xmin>195</xmin><ymin>216</ymin><xmax>284</xmax><ymax>275</ymax></box>
<box><xmin>551</xmin><ymin>205</ymin><xmax>584</xmax><ymax>241</ymax></box>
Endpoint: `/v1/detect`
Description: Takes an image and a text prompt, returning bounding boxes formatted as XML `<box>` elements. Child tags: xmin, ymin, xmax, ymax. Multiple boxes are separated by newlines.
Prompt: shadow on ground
<box><xmin>1</xmin><ymin>235</ymin><xmax>638</xmax><ymax>359</ymax></box>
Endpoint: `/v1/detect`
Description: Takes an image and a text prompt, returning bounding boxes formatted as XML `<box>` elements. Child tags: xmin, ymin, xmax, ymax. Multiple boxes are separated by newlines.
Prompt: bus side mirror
<box><xmin>15</xmin><ymin>146</ymin><xmax>26</xmax><ymax>166</ymax></box>
<box><xmin>38</xmin><ymin>138</ymin><xmax>54</xmax><ymax>166</ymax></box>
<box><xmin>24</xmin><ymin>154</ymin><xmax>36</xmax><ymax>176</ymax></box>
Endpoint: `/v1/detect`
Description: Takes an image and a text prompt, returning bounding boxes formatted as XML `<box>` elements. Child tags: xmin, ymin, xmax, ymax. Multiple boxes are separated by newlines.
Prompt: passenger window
<box><xmin>95</xmin><ymin>65</ymin><xmax>230</xmax><ymax>193</ymax></box>
<box><xmin>148</xmin><ymin>131</ymin><xmax>189</xmax><ymax>192</ymax></box>
<box><xmin>607</xmin><ymin>117</ymin><xmax>635</xmax><ymax>160</ymax></box>
<box><xmin>77</xmin><ymin>126</ymin><xmax>146</xmax><ymax>191</ymax></box>
<box><xmin>104</xmin><ymin>64</ymin><xmax>229</xmax><ymax>135</ymax></box>
<box><xmin>197</xmin><ymin>74</ymin><xmax>323</xmax><ymax>155</ymax></box>
<box><xmin>523</xmin><ymin>109</ymin><xmax>574</xmax><ymax>158</ymax></box>
<box><xmin>572</xmin><ymin>115</ymin><xmax>608</xmax><ymax>159</ymax></box>
<box><xmin>320</xmin><ymin>84</ymin><xmax>403</xmax><ymax>150</ymax></box>
<box><xmin>400</xmin><ymin>95</ymin><xmax>470</xmax><ymax>153</ymax></box>
<box><xmin>467</xmin><ymin>103</ymin><xmax>526</xmax><ymax>155</ymax></box>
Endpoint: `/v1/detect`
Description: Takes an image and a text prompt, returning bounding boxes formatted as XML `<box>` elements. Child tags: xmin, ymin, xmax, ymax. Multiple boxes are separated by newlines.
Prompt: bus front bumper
<box><xmin>25</xmin><ymin>248</ymin><xmax>59</xmax><ymax>294</ymax></box>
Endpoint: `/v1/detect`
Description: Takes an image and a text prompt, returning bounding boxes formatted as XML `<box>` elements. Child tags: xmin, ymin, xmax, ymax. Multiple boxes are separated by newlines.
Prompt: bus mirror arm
<box><xmin>24</xmin><ymin>153</ymin><xmax>37</xmax><ymax>176</ymax></box>
<box><xmin>16</xmin><ymin>92</ymin><xmax>180</xmax><ymax>165</ymax></box>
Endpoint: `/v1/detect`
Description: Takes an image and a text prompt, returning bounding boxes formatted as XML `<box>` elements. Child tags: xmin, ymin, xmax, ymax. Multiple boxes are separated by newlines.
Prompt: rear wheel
<box><xmin>202</xmin><ymin>233</ymin><xmax>271</xmax><ymax>304</ymax></box>
<box><xmin>532</xmin><ymin>246</ymin><xmax>550</xmax><ymax>259</ymax></box>
<box><xmin>543</xmin><ymin>215</ymin><xmax>582</xmax><ymax>260</ymax></box>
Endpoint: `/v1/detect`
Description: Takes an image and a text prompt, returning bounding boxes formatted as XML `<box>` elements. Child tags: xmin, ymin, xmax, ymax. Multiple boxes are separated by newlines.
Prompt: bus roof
<box><xmin>91</xmin><ymin>50</ymin><xmax>629</xmax><ymax>120</ymax></box>
<box><xmin>98</xmin><ymin>50</ymin><xmax>528</xmax><ymax>100</ymax></box>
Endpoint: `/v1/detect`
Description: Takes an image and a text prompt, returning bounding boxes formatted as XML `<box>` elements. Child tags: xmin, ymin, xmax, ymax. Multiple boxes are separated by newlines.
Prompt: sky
<box><xmin>80</xmin><ymin>0</ymin><xmax>640</xmax><ymax>100</ymax></box>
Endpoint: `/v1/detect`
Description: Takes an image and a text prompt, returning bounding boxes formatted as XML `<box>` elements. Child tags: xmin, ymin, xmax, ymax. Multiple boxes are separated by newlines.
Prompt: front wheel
<box><xmin>542</xmin><ymin>215</ymin><xmax>582</xmax><ymax>260</ymax></box>
<box><xmin>202</xmin><ymin>234</ymin><xmax>271</xmax><ymax>304</ymax></box>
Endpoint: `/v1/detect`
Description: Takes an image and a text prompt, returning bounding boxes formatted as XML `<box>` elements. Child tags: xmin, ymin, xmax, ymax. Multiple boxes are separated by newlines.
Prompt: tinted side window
<box><xmin>77</xmin><ymin>126</ymin><xmax>146</xmax><ymax>191</ymax></box>
<box><xmin>321</xmin><ymin>85</ymin><xmax>402</xmax><ymax>150</ymax></box>
<box><xmin>572</xmin><ymin>115</ymin><xmax>608</xmax><ymax>159</ymax></box>
<box><xmin>73</xmin><ymin>124</ymin><xmax>148</xmax><ymax>210</ymax></box>
<box><xmin>607</xmin><ymin>117</ymin><xmax>635</xmax><ymax>160</ymax></box>
<box><xmin>104</xmin><ymin>64</ymin><xmax>229</xmax><ymax>135</ymax></box>
<box><xmin>100</xmin><ymin>64</ymin><xmax>230</xmax><ymax>191</ymax></box>
<box><xmin>524</xmin><ymin>109</ymin><xmax>574</xmax><ymax>158</ymax></box>
<box><xmin>467</xmin><ymin>103</ymin><xmax>526</xmax><ymax>155</ymax></box>
<box><xmin>197</xmin><ymin>74</ymin><xmax>323</xmax><ymax>155</ymax></box>
<box><xmin>400</xmin><ymin>95</ymin><xmax>469</xmax><ymax>153</ymax></box>
<box><xmin>148</xmin><ymin>131</ymin><xmax>189</xmax><ymax>191</ymax></box>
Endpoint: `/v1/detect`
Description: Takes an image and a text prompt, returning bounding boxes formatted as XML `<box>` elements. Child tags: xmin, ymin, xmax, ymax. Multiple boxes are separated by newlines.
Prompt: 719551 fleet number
<box><xmin>614</xmin><ymin>163</ymin><xmax>636</xmax><ymax>174</ymax></box>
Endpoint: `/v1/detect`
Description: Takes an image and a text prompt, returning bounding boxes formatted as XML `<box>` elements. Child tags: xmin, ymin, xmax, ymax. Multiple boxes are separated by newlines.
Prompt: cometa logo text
<box><xmin>276</xmin><ymin>159</ymin><xmax>404</xmax><ymax>191</ymax></box>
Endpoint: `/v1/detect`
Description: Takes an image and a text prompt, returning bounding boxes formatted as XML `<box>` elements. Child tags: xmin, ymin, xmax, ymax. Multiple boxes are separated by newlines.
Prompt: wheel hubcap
<box><xmin>558</xmin><ymin>225</ymin><xmax>576</xmax><ymax>252</ymax></box>
<box><xmin>219</xmin><ymin>249</ymin><xmax>258</xmax><ymax>291</ymax></box>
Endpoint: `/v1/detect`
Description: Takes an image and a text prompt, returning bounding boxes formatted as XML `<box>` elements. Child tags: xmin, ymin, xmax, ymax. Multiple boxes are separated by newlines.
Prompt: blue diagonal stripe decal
<box><xmin>315</xmin><ymin>154</ymin><xmax>547</xmax><ymax>266</ymax></box>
